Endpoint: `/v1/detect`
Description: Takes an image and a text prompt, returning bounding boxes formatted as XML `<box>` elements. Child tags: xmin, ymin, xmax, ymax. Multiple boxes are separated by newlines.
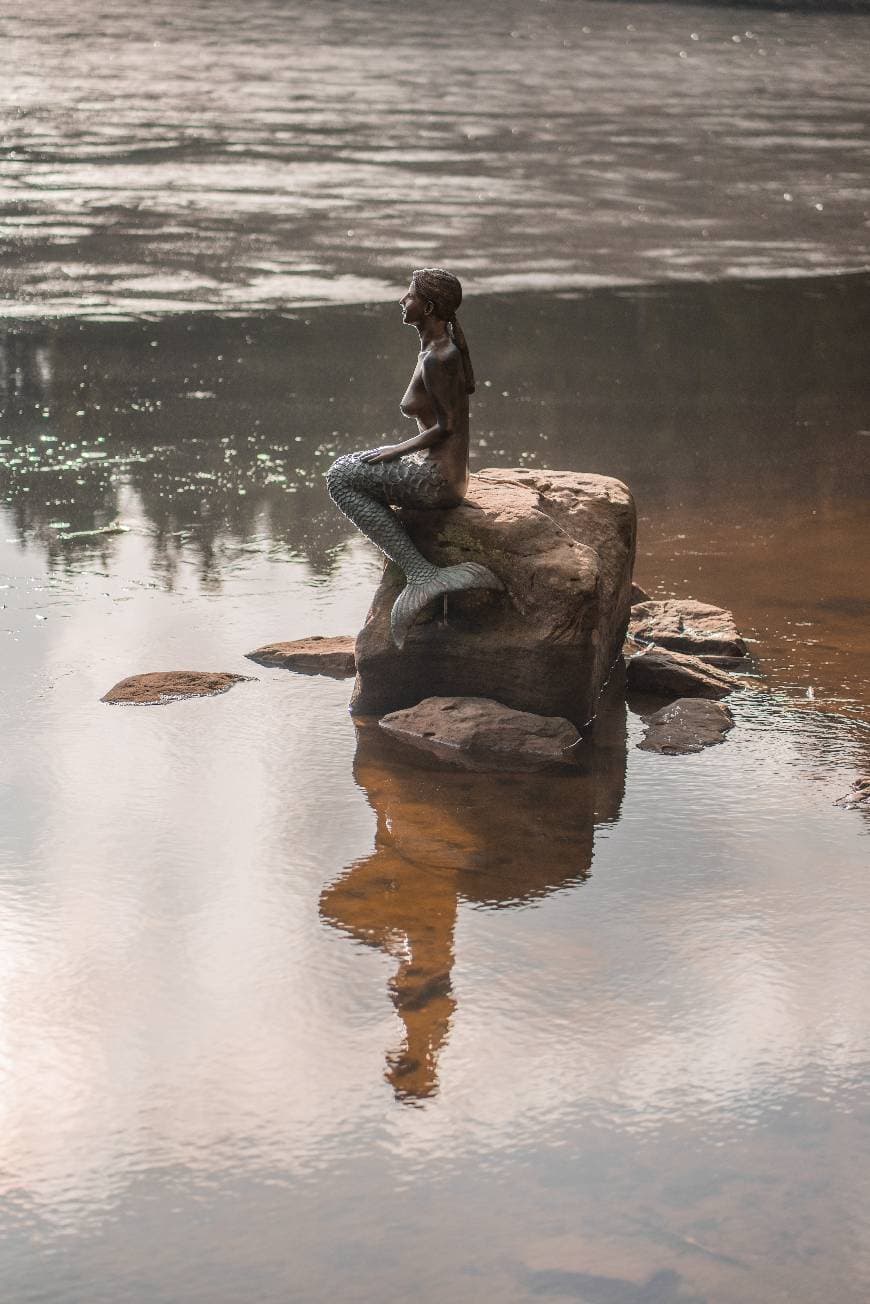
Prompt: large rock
<box><xmin>246</xmin><ymin>635</ymin><xmax>356</xmax><ymax>678</ymax></box>
<box><xmin>351</xmin><ymin>468</ymin><xmax>636</xmax><ymax>728</ymax></box>
<box><xmin>379</xmin><ymin>695</ymin><xmax>581</xmax><ymax>771</ymax></box>
<box><xmin>638</xmin><ymin>698</ymin><xmax>734</xmax><ymax>754</ymax></box>
<box><xmin>626</xmin><ymin>645</ymin><xmax>742</xmax><ymax>699</ymax></box>
<box><xmin>101</xmin><ymin>670</ymin><xmax>251</xmax><ymax>704</ymax></box>
<box><xmin>629</xmin><ymin>599</ymin><xmax>748</xmax><ymax>663</ymax></box>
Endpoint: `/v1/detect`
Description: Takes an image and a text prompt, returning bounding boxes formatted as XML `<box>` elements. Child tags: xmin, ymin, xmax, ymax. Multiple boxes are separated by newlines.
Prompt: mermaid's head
<box><xmin>411</xmin><ymin>268</ymin><xmax>475</xmax><ymax>395</ymax></box>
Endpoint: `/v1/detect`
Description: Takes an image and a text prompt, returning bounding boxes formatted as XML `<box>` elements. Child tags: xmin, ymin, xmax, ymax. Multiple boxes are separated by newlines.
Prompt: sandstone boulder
<box><xmin>629</xmin><ymin>599</ymin><xmax>748</xmax><ymax>663</ymax></box>
<box><xmin>638</xmin><ymin>698</ymin><xmax>734</xmax><ymax>755</ymax></box>
<box><xmin>626</xmin><ymin>645</ymin><xmax>742</xmax><ymax>699</ymax></box>
<box><xmin>101</xmin><ymin>670</ymin><xmax>251</xmax><ymax>704</ymax></box>
<box><xmin>379</xmin><ymin>696</ymin><xmax>581</xmax><ymax>771</ymax></box>
<box><xmin>246</xmin><ymin>635</ymin><xmax>356</xmax><ymax>678</ymax></box>
<box><xmin>351</xmin><ymin>468</ymin><xmax>636</xmax><ymax>728</ymax></box>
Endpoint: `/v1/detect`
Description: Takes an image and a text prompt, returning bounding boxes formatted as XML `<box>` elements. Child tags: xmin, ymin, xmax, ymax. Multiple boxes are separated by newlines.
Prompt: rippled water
<box><xmin>2</xmin><ymin>0</ymin><xmax>870</xmax><ymax>315</ymax></box>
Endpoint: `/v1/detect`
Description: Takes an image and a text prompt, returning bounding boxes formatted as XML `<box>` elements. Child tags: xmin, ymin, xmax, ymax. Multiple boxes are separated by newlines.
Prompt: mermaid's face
<box><xmin>399</xmin><ymin>282</ymin><xmax>430</xmax><ymax>326</ymax></box>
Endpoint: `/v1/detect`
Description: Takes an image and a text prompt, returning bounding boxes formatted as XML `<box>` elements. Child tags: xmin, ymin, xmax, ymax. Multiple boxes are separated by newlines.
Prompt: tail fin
<box><xmin>390</xmin><ymin>562</ymin><xmax>503</xmax><ymax>648</ymax></box>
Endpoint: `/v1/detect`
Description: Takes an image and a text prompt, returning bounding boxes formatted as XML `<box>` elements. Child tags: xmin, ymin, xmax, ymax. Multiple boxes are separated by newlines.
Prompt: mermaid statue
<box><xmin>326</xmin><ymin>268</ymin><xmax>502</xmax><ymax>648</ymax></box>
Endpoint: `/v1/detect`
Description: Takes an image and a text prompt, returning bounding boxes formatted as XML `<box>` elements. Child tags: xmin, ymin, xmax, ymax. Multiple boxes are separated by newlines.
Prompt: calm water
<box><xmin>2</xmin><ymin>2</ymin><xmax>870</xmax><ymax>1302</ymax></box>
<box><xmin>1</xmin><ymin>276</ymin><xmax>869</xmax><ymax>1304</ymax></box>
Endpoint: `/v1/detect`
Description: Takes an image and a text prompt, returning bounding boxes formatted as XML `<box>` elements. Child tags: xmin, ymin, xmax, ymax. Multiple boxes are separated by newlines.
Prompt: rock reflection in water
<box><xmin>320</xmin><ymin>681</ymin><xmax>627</xmax><ymax>1103</ymax></box>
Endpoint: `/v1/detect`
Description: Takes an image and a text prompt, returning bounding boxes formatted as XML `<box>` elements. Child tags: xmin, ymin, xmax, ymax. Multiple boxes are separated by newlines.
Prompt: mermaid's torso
<box><xmin>399</xmin><ymin>346</ymin><xmax>469</xmax><ymax>497</ymax></box>
<box><xmin>400</xmin><ymin>358</ymin><xmax>437</xmax><ymax>425</ymax></box>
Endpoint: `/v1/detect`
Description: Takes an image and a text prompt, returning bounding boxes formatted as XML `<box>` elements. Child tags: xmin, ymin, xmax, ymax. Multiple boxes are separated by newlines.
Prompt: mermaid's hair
<box><xmin>411</xmin><ymin>267</ymin><xmax>475</xmax><ymax>395</ymax></box>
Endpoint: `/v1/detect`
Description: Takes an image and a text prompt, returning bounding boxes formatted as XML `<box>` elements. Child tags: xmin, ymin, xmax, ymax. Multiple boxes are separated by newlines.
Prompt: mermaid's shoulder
<box><xmin>421</xmin><ymin>338</ymin><xmax>461</xmax><ymax>381</ymax></box>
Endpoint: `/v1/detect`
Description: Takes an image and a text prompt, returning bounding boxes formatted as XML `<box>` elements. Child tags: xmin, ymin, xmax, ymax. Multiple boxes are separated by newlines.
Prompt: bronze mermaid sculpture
<box><xmin>326</xmin><ymin>268</ymin><xmax>502</xmax><ymax>648</ymax></box>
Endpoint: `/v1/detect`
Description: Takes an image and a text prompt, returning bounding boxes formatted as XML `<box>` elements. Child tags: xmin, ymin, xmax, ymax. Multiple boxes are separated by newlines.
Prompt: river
<box><xmin>1</xmin><ymin>3</ymin><xmax>869</xmax><ymax>1303</ymax></box>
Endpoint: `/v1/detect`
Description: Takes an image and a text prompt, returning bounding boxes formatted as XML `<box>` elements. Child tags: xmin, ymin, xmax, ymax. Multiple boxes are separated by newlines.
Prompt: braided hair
<box><xmin>411</xmin><ymin>267</ymin><xmax>475</xmax><ymax>395</ymax></box>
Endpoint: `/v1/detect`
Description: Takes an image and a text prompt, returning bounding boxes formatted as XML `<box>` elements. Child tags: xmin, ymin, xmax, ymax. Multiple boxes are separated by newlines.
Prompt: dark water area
<box><xmin>2</xmin><ymin>0</ymin><xmax>869</xmax><ymax>315</ymax></box>
<box><xmin>3</xmin><ymin>272</ymin><xmax>868</xmax><ymax>718</ymax></box>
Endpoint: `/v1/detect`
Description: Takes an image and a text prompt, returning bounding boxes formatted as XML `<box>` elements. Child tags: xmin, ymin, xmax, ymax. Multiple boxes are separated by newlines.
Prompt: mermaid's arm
<box><xmin>360</xmin><ymin>425</ymin><xmax>446</xmax><ymax>464</ymax></box>
<box><xmin>361</xmin><ymin>352</ymin><xmax>460</xmax><ymax>464</ymax></box>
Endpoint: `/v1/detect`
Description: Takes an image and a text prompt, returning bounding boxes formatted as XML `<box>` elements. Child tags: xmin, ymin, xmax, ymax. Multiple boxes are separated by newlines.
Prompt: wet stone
<box><xmin>101</xmin><ymin>671</ymin><xmax>252</xmax><ymax>705</ymax></box>
<box><xmin>352</xmin><ymin>468</ymin><xmax>636</xmax><ymax>728</ymax></box>
<box><xmin>246</xmin><ymin>635</ymin><xmax>356</xmax><ymax>678</ymax></box>
<box><xmin>638</xmin><ymin>698</ymin><xmax>734</xmax><ymax>755</ymax></box>
<box><xmin>379</xmin><ymin>695</ymin><xmax>581</xmax><ymax>771</ymax></box>
<box><xmin>629</xmin><ymin>598</ymin><xmax>748</xmax><ymax>663</ymax></box>
<box><xmin>626</xmin><ymin>645</ymin><xmax>742</xmax><ymax>700</ymax></box>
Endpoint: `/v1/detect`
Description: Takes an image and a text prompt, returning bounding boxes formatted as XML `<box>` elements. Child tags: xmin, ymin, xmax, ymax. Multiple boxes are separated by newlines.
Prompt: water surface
<box><xmin>2</xmin><ymin>2</ymin><xmax>870</xmax><ymax>1300</ymax></box>
<box><xmin>2</xmin><ymin>0</ymin><xmax>869</xmax><ymax>315</ymax></box>
<box><xmin>1</xmin><ymin>274</ymin><xmax>869</xmax><ymax>1303</ymax></box>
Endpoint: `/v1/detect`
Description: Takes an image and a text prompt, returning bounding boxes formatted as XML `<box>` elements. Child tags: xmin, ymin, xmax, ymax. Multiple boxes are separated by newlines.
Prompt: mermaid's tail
<box><xmin>390</xmin><ymin>561</ymin><xmax>503</xmax><ymax>649</ymax></box>
<box><xmin>326</xmin><ymin>452</ymin><xmax>503</xmax><ymax>647</ymax></box>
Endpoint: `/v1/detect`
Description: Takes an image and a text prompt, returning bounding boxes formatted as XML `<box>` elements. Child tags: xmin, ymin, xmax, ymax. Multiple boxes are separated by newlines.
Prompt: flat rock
<box><xmin>352</xmin><ymin>468</ymin><xmax>636</xmax><ymax>728</ymax></box>
<box><xmin>379</xmin><ymin>695</ymin><xmax>581</xmax><ymax>771</ymax></box>
<box><xmin>626</xmin><ymin>645</ymin><xmax>742</xmax><ymax>699</ymax></box>
<box><xmin>246</xmin><ymin>635</ymin><xmax>356</xmax><ymax>677</ymax></box>
<box><xmin>629</xmin><ymin>598</ymin><xmax>748</xmax><ymax>662</ymax></box>
<box><xmin>102</xmin><ymin>670</ymin><xmax>251</xmax><ymax>705</ymax></box>
<box><xmin>638</xmin><ymin>698</ymin><xmax>734</xmax><ymax>754</ymax></box>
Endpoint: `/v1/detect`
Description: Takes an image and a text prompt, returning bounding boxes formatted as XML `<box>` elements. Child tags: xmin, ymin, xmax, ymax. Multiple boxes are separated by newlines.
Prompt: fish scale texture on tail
<box><xmin>326</xmin><ymin>451</ymin><xmax>503</xmax><ymax>646</ymax></box>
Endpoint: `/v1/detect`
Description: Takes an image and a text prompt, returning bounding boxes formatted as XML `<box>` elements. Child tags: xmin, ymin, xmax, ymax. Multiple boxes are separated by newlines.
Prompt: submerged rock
<box><xmin>246</xmin><ymin>635</ymin><xmax>356</xmax><ymax>678</ymax></box>
<box><xmin>638</xmin><ymin>698</ymin><xmax>734</xmax><ymax>755</ymax></box>
<box><xmin>352</xmin><ymin>468</ymin><xmax>636</xmax><ymax>728</ymax></box>
<box><xmin>629</xmin><ymin>598</ymin><xmax>748</xmax><ymax>663</ymax></box>
<box><xmin>101</xmin><ymin>670</ymin><xmax>251</xmax><ymax>704</ymax></box>
<box><xmin>626</xmin><ymin>645</ymin><xmax>742</xmax><ymax>699</ymax></box>
<box><xmin>379</xmin><ymin>695</ymin><xmax>581</xmax><ymax>771</ymax></box>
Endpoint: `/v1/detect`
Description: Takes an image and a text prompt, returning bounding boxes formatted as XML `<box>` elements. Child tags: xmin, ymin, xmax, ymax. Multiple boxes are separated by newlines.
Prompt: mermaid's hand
<box><xmin>360</xmin><ymin>445</ymin><xmax>401</xmax><ymax>464</ymax></box>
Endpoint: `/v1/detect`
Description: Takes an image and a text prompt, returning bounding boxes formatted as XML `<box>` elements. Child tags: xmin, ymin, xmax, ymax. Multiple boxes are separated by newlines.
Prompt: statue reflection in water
<box><xmin>320</xmin><ymin>678</ymin><xmax>627</xmax><ymax>1104</ymax></box>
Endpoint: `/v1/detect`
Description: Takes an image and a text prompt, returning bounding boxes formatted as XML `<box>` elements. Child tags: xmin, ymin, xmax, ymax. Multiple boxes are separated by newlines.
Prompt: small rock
<box><xmin>379</xmin><ymin>695</ymin><xmax>581</xmax><ymax>771</ymax></box>
<box><xmin>246</xmin><ymin>635</ymin><xmax>356</xmax><ymax>678</ymax></box>
<box><xmin>638</xmin><ymin>698</ymin><xmax>734</xmax><ymax>754</ymax></box>
<box><xmin>629</xmin><ymin>599</ymin><xmax>748</xmax><ymax>661</ymax></box>
<box><xmin>834</xmin><ymin>777</ymin><xmax>870</xmax><ymax>809</ymax></box>
<box><xmin>101</xmin><ymin>670</ymin><xmax>251</xmax><ymax>705</ymax></box>
<box><xmin>630</xmin><ymin>582</ymin><xmax>651</xmax><ymax>604</ymax></box>
<box><xmin>626</xmin><ymin>645</ymin><xmax>742</xmax><ymax>699</ymax></box>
